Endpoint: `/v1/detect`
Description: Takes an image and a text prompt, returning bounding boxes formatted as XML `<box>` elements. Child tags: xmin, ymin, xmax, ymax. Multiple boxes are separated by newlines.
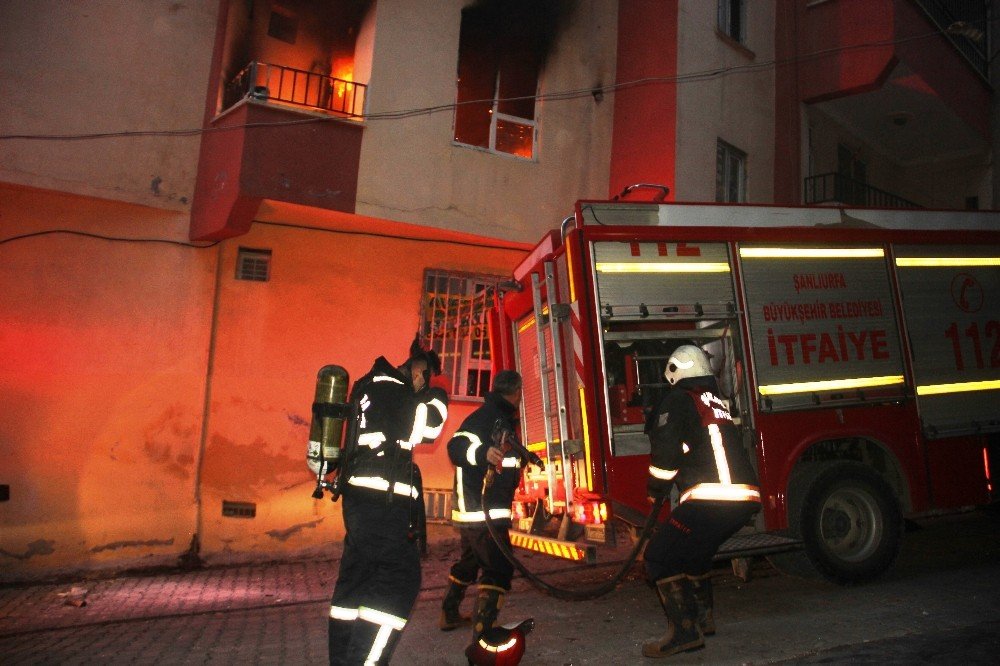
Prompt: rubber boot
<box><xmin>439</xmin><ymin>577</ymin><xmax>472</xmax><ymax>631</ymax></box>
<box><xmin>641</xmin><ymin>574</ymin><xmax>704</xmax><ymax>658</ymax></box>
<box><xmin>471</xmin><ymin>585</ymin><xmax>506</xmax><ymax>640</ymax></box>
<box><xmin>688</xmin><ymin>574</ymin><xmax>716</xmax><ymax>636</ymax></box>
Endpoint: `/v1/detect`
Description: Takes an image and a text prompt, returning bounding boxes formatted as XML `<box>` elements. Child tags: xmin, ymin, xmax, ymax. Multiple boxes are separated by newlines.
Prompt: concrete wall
<box><xmin>0</xmin><ymin>0</ymin><xmax>216</xmax><ymax>210</ymax></box>
<box><xmin>674</xmin><ymin>0</ymin><xmax>775</xmax><ymax>203</ymax></box>
<box><xmin>354</xmin><ymin>0</ymin><xmax>617</xmax><ymax>241</ymax></box>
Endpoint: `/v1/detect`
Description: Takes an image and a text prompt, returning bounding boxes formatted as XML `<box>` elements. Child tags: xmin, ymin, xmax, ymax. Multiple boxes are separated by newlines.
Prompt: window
<box><xmin>717</xmin><ymin>0</ymin><xmax>746</xmax><ymax>44</ymax></box>
<box><xmin>267</xmin><ymin>10</ymin><xmax>298</xmax><ymax>44</ymax></box>
<box><xmin>716</xmin><ymin>139</ymin><xmax>747</xmax><ymax>202</ymax></box>
<box><xmin>236</xmin><ymin>248</ymin><xmax>271</xmax><ymax>282</ymax></box>
<box><xmin>420</xmin><ymin>269</ymin><xmax>505</xmax><ymax>398</ymax></box>
<box><xmin>454</xmin><ymin>1</ymin><xmax>558</xmax><ymax>159</ymax></box>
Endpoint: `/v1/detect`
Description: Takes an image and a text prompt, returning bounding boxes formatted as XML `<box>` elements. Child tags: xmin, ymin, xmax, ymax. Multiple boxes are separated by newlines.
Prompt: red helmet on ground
<box><xmin>464</xmin><ymin>618</ymin><xmax>534</xmax><ymax>666</ymax></box>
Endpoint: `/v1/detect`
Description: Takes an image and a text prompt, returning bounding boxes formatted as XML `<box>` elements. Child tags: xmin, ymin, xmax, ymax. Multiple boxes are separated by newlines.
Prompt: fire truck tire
<box><xmin>777</xmin><ymin>461</ymin><xmax>903</xmax><ymax>585</ymax></box>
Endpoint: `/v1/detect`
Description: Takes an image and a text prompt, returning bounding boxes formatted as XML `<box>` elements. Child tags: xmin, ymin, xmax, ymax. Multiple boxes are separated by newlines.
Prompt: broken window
<box><xmin>454</xmin><ymin>1</ymin><xmax>561</xmax><ymax>160</ymax></box>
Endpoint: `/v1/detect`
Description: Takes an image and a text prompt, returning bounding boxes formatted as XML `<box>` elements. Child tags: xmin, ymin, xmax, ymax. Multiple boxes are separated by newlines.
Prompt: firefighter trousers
<box><xmin>328</xmin><ymin>490</ymin><xmax>421</xmax><ymax>665</ymax></box>
<box><xmin>643</xmin><ymin>499</ymin><xmax>759</xmax><ymax>581</ymax></box>
<box><xmin>449</xmin><ymin>524</ymin><xmax>514</xmax><ymax>590</ymax></box>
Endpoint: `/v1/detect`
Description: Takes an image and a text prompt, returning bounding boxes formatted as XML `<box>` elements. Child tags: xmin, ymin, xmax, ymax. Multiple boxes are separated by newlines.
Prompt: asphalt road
<box><xmin>1</xmin><ymin>507</ymin><xmax>998</xmax><ymax>664</ymax></box>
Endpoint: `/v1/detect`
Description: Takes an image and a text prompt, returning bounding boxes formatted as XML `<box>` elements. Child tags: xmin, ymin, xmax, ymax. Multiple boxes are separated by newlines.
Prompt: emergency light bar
<box><xmin>509</xmin><ymin>532</ymin><xmax>597</xmax><ymax>563</ymax></box>
<box><xmin>916</xmin><ymin>379</ymin><xmax>1000</xmax><ymax>396</ymax></box>
<box><xmin>895</xmin><ymin>257</ymin><xmax>1000</xmax><ymax>267</ymax></box>
<box><xmin>758</xmin><ymin>375</ymin><xmax>905</xmax><ymax>396</ymax></box>
<box><xmin>595</xmin><ymin>262</ymin><xmax>730</xmax><ymax>273</ymax></box>
<box><xmin>740</xmin><ymin>247</ymin><xmax>884</xmax><ymax>259</ymax></box>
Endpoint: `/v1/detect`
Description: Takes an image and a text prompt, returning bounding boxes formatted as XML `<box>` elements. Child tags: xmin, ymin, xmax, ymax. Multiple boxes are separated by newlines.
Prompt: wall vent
<box><xmin>222</xmin><ymin>500</ymin><xmax>257</xmax><ymax>518</ymax></box>
<box><xmin>423</xmin><ymin>488</ymin><xmax>452</xmax><ymax>524</ymax></box>
<box><xmin>236</xmin><ymin>248</ymin><xmax>272</xmax><ymax>282</ymax></box>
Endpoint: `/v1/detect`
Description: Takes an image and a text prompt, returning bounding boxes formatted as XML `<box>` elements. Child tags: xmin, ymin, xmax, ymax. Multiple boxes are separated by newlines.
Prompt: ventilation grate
<box><xmin>423</xmin><ymin>488</ymin><xmax>452</xmax><ymax>524</ymax></box>
<box><xmin>236</xmin><ymin>248</ymin><xmax>271</xmax><ymax>282</ymax></box>
<box><xmin>222</xmin><ymin>500</ymin><xmax>257</xmax><ymax>519</ymax></box>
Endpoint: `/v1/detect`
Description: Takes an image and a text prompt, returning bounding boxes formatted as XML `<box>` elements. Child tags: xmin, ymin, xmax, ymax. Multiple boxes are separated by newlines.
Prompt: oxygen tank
<box><xmin>306</xmin><ymin>365</ymin><xmax>350</xmax><ymax>477</ymax></box>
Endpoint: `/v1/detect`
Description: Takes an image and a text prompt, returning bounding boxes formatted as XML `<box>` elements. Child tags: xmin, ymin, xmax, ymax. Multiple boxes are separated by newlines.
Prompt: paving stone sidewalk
<box><xmin>0</xmin><ymin>530</ymin><xmax>612</xmax><ymax>639</ymax></box>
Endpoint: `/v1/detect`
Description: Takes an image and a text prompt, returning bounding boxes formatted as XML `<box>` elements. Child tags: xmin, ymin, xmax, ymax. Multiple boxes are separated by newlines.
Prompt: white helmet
<box><xmin>664</xmin><ymin>345</ymin><xmax>713</xmax><ymax>385</ymax></box>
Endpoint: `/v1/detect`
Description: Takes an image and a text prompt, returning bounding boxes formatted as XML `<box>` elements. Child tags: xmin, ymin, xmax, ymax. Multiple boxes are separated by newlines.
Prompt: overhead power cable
<box><xmin>0</xmin><ymin>25</ymin><xmax>965</xmax><ymax>142</ymax></box>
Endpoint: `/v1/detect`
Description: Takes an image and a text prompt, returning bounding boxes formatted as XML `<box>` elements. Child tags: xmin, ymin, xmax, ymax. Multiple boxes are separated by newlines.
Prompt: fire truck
<box><xmin>490</xmin><ymin>199</ymin><xmax>999</xmax><ymax>584</ymax></box>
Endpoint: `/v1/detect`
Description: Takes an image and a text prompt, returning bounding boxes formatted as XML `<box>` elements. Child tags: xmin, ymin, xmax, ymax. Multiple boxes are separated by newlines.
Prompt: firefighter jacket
<box><xmin>448</xmin><ymin>391</ymin><xmax>522</xmax><ymax>527</ymax></box>
<box><xmin>647</xmin><ymin>375</ymin><xmax>761</xmax><ymax>505</ymax></box>
<box><xmin>344</xmin><ymin>356</ymin><xmax>446</xmax><ymax>501</ymax></box>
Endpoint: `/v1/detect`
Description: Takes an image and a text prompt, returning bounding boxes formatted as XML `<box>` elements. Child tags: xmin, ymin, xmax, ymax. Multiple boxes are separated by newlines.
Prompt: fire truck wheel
<box><xmin>795</xmin><ymin>461</ymin><xmax>903</xmax><ymax>585</ymax></box>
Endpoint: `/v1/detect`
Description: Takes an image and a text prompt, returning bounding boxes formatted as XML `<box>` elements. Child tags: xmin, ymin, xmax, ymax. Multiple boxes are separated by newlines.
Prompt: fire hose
<box><xmin>481</xmin><ymin>463</ymin><xmax>666</xmax><ymax>601</ymax></box>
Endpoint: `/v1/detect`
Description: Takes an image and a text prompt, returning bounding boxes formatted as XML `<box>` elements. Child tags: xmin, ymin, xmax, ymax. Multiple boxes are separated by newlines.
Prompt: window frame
<box><xmin>716</xmin><ymin>139</ymin><xmax>747</xmax><ymax>203</ymax></box>
<box><xmin>717</xmin><ymin>0</ymin><xmax>747</xmax><ymax>44</ymax></box>
<box><xmin>452</xmin><ymin>4</ymin><xmax>541</xmax><ymax>160</ymax></box>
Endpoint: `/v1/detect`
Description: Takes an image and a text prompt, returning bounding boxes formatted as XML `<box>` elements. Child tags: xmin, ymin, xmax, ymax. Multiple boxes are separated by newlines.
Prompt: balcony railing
<box><xmin>804</xmin><ymin>173</ymin><xmax>921</xmax><ymax>209</ymax></box>
<box><xmin>222</xmin><ymin>61</ymin><xmax>367</xmax><ymax>118</ymax></box>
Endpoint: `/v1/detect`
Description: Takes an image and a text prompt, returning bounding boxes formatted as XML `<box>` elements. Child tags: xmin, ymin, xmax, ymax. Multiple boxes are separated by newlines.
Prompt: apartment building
<box><xmin>1</xmin><ymin>0</ymin><xmax>990</xmax><ymax>581</ymax></box>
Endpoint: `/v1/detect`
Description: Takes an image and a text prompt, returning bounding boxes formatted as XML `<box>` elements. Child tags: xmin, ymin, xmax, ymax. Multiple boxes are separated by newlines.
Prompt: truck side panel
<box><xmin>894</xmin><ymin>244</ymin><xmax>1000</xmax><ymax>437</ymax></box>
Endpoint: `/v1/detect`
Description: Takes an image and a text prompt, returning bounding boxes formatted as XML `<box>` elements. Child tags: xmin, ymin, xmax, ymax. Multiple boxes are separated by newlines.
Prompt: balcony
<box><xmin>190</xmin><ymin>63</ymin><xmax>367</xmax><ymax>241</ymax></box>
<box><xmin>804</xmin><ymin>173</ymin><xmax>921</xmax><ymax>209</ymax></box>
<box><xmin>222</xmin><ymin>61</ymin><xmax>367</xmax><ymax>118</ymax></box>
<box><xmin>792</xmin><ymin>1</ymin><xmax>990</xmax><ymax>163</ymax></box>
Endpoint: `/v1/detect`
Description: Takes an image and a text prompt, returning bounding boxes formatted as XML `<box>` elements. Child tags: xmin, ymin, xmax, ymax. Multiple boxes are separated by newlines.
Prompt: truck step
<box><xmin>714</xmin><ymin>532</ymin><xmax>802</xmax><ymax>560</ymax></box>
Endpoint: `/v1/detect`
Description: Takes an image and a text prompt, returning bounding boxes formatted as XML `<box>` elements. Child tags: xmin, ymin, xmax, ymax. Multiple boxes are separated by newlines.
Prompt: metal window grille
<box><xmin>236</xmin><ymin>248</ymin><xmax>271</xmax><ymax>282</ymax></box>
<box><xmin>420</xmin><ymin>269</ymin><xmax>505</xmax><ymax>398</ymax></box>
<box><xmin>423</xmin><ymin>488</ymin><xmax>453</xmax><ymax>523</ymax></box>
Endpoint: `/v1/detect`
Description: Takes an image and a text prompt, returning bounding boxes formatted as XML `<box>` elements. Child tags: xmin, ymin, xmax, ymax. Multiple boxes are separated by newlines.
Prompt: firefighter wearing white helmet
<box><xmin>641</xmin><ymin>344</ymin><xmax>761</xmax><ymax>659</ymax></box>
<box><xmin>663</xmin><ymin>344</ymin><xmax>714</xmax><ymax>385</ymax></box>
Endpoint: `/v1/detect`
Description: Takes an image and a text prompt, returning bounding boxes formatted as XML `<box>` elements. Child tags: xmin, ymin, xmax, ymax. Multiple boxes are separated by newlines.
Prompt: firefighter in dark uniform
<box><xmin>328</xmin><ymin>349</ymin><xmax>448</xmax><ymax>665</ymax></box>
<box><xmin>439</xmin><ymin>370</ymin><xmax>525</xmax><ymax>644</ymax></box>
<box><xmin>641</xmin><ymin>345</ymin><xmax>761</xmax><ymax>659</ymax></box>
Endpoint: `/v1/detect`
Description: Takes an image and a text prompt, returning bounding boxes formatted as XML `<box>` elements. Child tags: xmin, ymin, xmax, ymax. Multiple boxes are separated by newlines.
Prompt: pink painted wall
<box><xmin>1</xmin><ymin>184</ymin><xmax>527</xmax><ymax>580</ymax></box>
<box><xmin>1</xmin><ymin>185</ymin><xmax>217</xmax><ymax>579</ymax></box>
<box><xmin>196</xmin><ymin>210</ymin><xmax>527</xmax><ymax>563</ymax></box>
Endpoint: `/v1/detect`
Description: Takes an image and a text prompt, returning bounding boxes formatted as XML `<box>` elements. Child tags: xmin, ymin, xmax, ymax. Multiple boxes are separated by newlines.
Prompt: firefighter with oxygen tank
<box><xmin>307</xmin><ymin>340</ymin><xmax>448</xmax><ymax>665</ymax></box>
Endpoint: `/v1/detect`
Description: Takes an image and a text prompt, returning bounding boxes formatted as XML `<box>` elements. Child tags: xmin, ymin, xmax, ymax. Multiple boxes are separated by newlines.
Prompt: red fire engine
<box><xmin>490</xmin><ymin>199</ymin><xmax>999</xmax><ymax>584</ymax></box>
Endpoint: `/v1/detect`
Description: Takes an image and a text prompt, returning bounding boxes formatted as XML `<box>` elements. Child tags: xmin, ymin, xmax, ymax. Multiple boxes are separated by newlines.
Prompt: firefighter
<box><xmin>641</xmin><ymin>344</ymin><xmax>761</xmax><ymax>659</ymax></box>
<box><xmin>327</xmin><ymin>346</ymin><xmax>448</xmax><ymax>666</ymax></box>
<box><xmin>410</xmin><ymin>345</ymin><xmax>448</xmax><ymax>556</ymax></box>
<box><xmin>439</xmin><ymin>370</ymin><xmax>525</xmax><ymax>645</ymax></box>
